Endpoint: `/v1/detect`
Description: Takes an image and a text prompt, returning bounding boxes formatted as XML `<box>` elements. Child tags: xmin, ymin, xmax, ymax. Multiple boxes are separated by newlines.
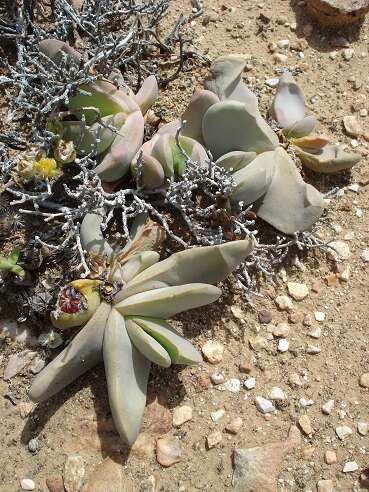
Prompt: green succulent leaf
<box><xmin>134</xmin><ymin>75</ymin><xmax>159</xmax><ymax>115</ymax></box>
<box><xmin>202</xmin><ymin>100</ymin><xmax>279</xmax><ymax>160</ymax></box>
<box><xmin>0</xmin><ymin>247</ymin><xmax>25</xmax><ymax>279</ymax></box>
<box><xmin>114</xmin><ymin>283</ymin><xmax>221</xmax><ymax>318</ymax></box>
<box><xmin>132</xmin><ymin>316</ymin><xmax>202</xmax><ymax>365</ymax></box>
<box><xmin>125</xmin><ymin>318</ymin><xmax>171</xmax><ymax>367</ymax></box>
<box><xmin>282</xmin><ymin>115</ymin><xmax>316</xmax><ymax>139</ymax></box>
<box><xmin>80</xmin><ymin>211</ymin><xmax>113</xmax><ymax>259</ymax></box>
<box><xmin>29</xmin><ymin>302</ymin><xmax>111</xmax><ymax>402</ymax></box>
<box><xmin>181</xmin><ymin>89</ymin><xmax>219</xmax><ymax>144</ymax></box>
<box><xmin>215</xmin><ymin>151</ymin><xmax>256</xmax><ymax>172</ymax></box>
<box><xmin>103</xmin><ymin>308</ymin><xmax>151</xmax><ymax>445</ymax></box>
<box><xmin>121</xmin><ymin>251</ymin><xmax>160</xmax><ymax>283</ymax></box>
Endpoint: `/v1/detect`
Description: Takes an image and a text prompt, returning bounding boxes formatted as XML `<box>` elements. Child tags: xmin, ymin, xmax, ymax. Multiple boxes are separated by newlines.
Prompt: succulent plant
<box><xmin>29</xmin><ymin>214</ymin><xmax>254</xmax><ymax>445</ymax></box>
<box><xmin>270</xmin><ymin>71</ymin><xmax>361</xmax><ymax>173</ymax></box>
<box><xmin>0</xmin><ymin>247</ymin><xmax>25</xmax><ymax>279</ymax></box>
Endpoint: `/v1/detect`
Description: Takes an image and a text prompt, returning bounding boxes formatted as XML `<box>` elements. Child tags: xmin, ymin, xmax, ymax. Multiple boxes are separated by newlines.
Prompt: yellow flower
<box><xmin>33</xmin><ymin>158</ymin><xmax>61</xmax><ymax>180</ymax></box>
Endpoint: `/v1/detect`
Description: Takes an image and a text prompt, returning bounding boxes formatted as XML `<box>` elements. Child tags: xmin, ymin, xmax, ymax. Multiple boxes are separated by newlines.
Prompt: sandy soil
<box><xmin>0</xmin><ymin>0</ymin><xmax>369</xmax><ymax>491</ymax></box>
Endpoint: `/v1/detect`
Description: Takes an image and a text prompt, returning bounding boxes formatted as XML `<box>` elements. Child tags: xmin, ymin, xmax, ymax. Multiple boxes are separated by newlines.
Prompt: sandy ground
<box><xmin>0</xmin><ymin>0</ymin><xmax>369</xmax><ymax>491</ymax></box>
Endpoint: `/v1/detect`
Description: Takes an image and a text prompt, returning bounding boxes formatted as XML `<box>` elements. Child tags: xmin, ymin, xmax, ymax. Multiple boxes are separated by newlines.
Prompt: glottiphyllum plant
<box><xmin>29</xmin><ymin>214</ymin><xmax>254</xmax><ymax>445</ymax></box>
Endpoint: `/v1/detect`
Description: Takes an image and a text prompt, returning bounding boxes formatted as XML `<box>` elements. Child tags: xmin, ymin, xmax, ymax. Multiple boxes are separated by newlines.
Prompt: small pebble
<box><xmin>342</xmin><ymin>48</ymin><xmax>354</xmax><ymax>60</ymax></box>
<box><xmin>278</xmin><ymin>338</ymin><xmax>289</xmax><ymax>352</ymax></box>
<box><xmin>231</xmin><ymin>305</ymin><xmax>244</xmax><ymax>319</ymax></box>
<box><xmin>289</xmin><ymin>372</ymin><xmax>303</xmax><ymax>387</ymax></box>
<box><xmin>361</xmin><ymin>250</ymin><xmax>369</xmax><ymax>263</ymax></box>
<box><xmin>299</xmin><ymin>398</ymin><xmax>314</xmax><ymax>408</ymax></box>
<box><xmin>275</xmin><ymin>295</ymin><xmax>293</xmax><ymax>311</ymax></box>
<box><xmin>322</xmin><ymin>400</ymin><xmax>334</xmax><ymax>415</ymax></box>
<box><xmin>206</xmin><ymin>430</ymin><xmax>222</xmax><ymax>449</ymax></box>
<box><xmin>287</xmin><ymin>282</ymin><xmax>309</xmax><ymax>301</ymax></box>
<box><xmin>308</xmin><ymin>327</ymin><xmax>321</xmax><ymax>339</ymax></box>
<box><xmin>218</xmin><ymin>378</ymin><xmax>241</xmax><ymax>393</ymax></box>
<box><xmin>20</xmin><ymin>479</ymin><xmax>35</xmax><ymax>491</ymax></box>
<box><xmin>357</xmin><ymin>422</ymin><xmax>368</xmax><ymax>436</ymax></box>
<box><xmin>28</xmin><ymin>438</ymin><xmax>39</xmax><ymax>453</ymax></box>
<box><xmin>317</xmin><ymin>480</ymin><xmax>334</xmax><ymax>492</ymax></box>
<box><xmin>325</xmin><ymin>450</ymin><xmax>337</xmax><ymax>465</ymax></box>
<box><xmin>277</xmin><ymin>39</ymin><xmax>290</xmax><ymax>49</ymax></box>
<box><xmin>202</xmin><ymin>341</ymin><xmax>224</xmax><ymax>364</ymax></box>
<box><xmin>211</xmin><ymin>409</ymin><xmax>225</xmax><ymax>422</ymax></box>
<box><xmin>335</xmin><ymin>425</ymin><xmax>352</xmax><ymax>440</ymax></box>
<box><xmin>258</xmin><ymin>309</ymin><xmax>272</xmax><ymax>324</ymax></box>
<box><xmin>225</xmin><ymin>417</ymin><xmax>243</xmax><ymax>434</ymax></box>
<box><xmin>172</xmin><ymin>405</ymin><xmax>193</xmax><ymax>427</ymax></box>
<box><xmin>244</xmin><ymin>377</ymin><xmax>256</xmax><ymax>390</ymax></box>
<box><xmin>359</xmin><ymin>372</ymin><xmax>369</xmax><ymax>388</ymax></box>
<box><xmin>328</xmin><ymin>241</ymin><xmax>351</xmax><ymax>261</ymax></box>
<box><xmin>298</xmin><ymin>414</ymin><xmax>313</xmax><ymax>435</ymax></box>
<box><xmin>255</xmin><ymin>396</ymin><xmax>275</xmax><ymax>414</ymax></box>
<box><xmin>306</xmin><ymin>345</ymin><xmax>321</xmax><ymax>354</ymax></box>
<box><xmin>265</xmin><ymin>78</ymin><xmax>279</xmax><ymax>88</ymax></box>
<box><xmin>343</xmin><ymin>115</ymin><xmax>362</xmax><ymax>138</ymax></box>
<box><xmin>239</xmin><ymin>357</ymin><xmax>253</xmax><ymax>374</ymax></box>
<box><xmin>272</xmin><ymin>322</ymin><xmax>290</xmax><ymax>337</ymax></box>
<box><xmin>210</xmin><ymin>372</ymin><xmax>225</xmax><ymax>385</ymax></box>
<box><xmin>64</xmin><ymin>455</ymin><xmax>85</xmax><ymax>492</ymax></box>
<box><xmin>314</xmin><ymin>311</ymin><xmax>325</xmax><ymax>322</ymax></box>
<box><xmin>269</xmin><ymin>386</ymin><xmax>286</xmax><ymax>400</ymax></box>
<box><xmin>273</xmin><ymin>53</ymin><xmax>288</xmax><ymax>63</ymax></box>
<box><xmin>156</xmin><ymin>437</ymin><xmax>181</xmax><ymax>467</ymax></box>
<box><xmin>343</xmin><ymin>461</ymin><xmax>358</xmax><ymax>473</ymax></box>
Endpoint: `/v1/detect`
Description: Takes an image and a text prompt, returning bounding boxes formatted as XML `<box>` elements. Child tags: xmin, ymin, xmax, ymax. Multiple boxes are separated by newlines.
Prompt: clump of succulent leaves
<box><xmin>42</xmin><ymin>43</ymin><xmax>361</xmax><ymax>236</ymax></box>
<box><xmin>0</xmin><ymin>247</ymin><xmax>25</xmax><ymax>279</ymax></box>
<box><xmin>29</xmin><ymin>213</ymin><xmax>254</xmax><ymax>445</ymax></box>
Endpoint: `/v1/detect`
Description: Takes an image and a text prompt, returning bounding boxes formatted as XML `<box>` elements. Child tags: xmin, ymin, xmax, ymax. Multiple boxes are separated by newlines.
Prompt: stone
<box><xmin>269</xmin><ymin>387</ymin><xmax>286</xmax><ymax>400</ymax></box>
<box><xmin>232</xmin><ymin>426</ymin><xmax>301</xmax><ymax>492</ymax></box>
<box><xmin>317</xmin><ymin>479</ymin><xmax>334</xmax><ymax>492</ymax></box>
<box><xmin>211</xmin><ymin>409</ymin><xmax>225</xmax><ymax>422</ymax></box>
<box><xmin>314</xmin><ymin>311</ymin><xmax>326</xmax><ymax>322</ymax></box>
<box><xmin>335</xmin><ymin>425</ymin><xmax>352</xmax><ymax>440</ymax></box>
<box><xmin>308</xmin><ymin>327</ymin><xmax>322</xmax><ymax>339</ymax></box>
<box><xmin>338</xmin><ymin>264</ymin><xmax>351</xmax><ymax>281</ymax></box>
<box><xmin>46</xmin><ymin>477</ymin><xmax>64</xmax><ymax>492</ymax></box>
<box><xmin>81</xmin><ymin>458</ymin><xmax>130</xmax><ymax>492</ymax></box>
<box><xmin>289</xmin><ymin>373</ymin><xmax>303</xmax><ymax>387</ymax></box>
<box><xmin>307</xmin><ymin>1</ymin><xmax>369</xmax><ymax>27</ymax></box>
<box><xmin>64</xmin><ymin>455</ymin><xmax>85</xmax><ymax>492</ymax></box>
<box><xmin>249</xmin><ymin>335</ymin><xmax>267</xmax><ymax>351</ymax></box>
<box><xmin>361</xmin><ymin>249</ymin><xmax>369</xmax><ymax>262</ymax></box>
<box><xmin>277</xmin><ymin>338</ymin><xmax>289</xmax><ymax>352</ymax></box>
<box><xmin>20</xmin><ymin>479</ymin><xmax>35</xmax><ymax>491</ymax></box>
<box><xmin>239</xmin><ymin>356</ymin><xmax>253</xmax><ymax>374</ymax></box>
<box><xmin>226</xmin><ymin>417</ymin><xmax>243</xmax><ymax>434</ymax></box>
<box><xmin>3</xmin><ymin>350</ymin><xmax>37</xmax><ymax>380</ymax></box>
<box><xmin>28</xmin><ymin>438</ymin><xmax>39</xmax><ymax>453</ymax></box>
<box><xmin>255</xmin><ymin>396</ymin><xmax>275</xmax><ymax>414</ymax></box>
<box><xmin>322</xmin><ymin>399</ymin><xmax>334</xmax><ymax>415</ymax></box>
<box><xmin>231</xmin><ymin>305</ymin><xmax>245</xmax><ymax>319</ymax></box>
<box><xmin>272</xmin><ymin>322</ymin><xmax>290</xmax><ymax>337</ymax></box>
<box><xmin>206</xmin><ymin>430</ymin><xmax>222</xmax><ymax>449</ymax></box>
<box><xmin>343</xmin><ymin>115</ymin><xmax>362</xmax><ymax>137</ymax></box>
<box><xmin>277</xmin><ymin>39</ymin><xmax>290</xmax><ymax>49</ymax></box>
<box><xmin>306</xmin><ymin>345</ymin><xmax>321</xmax><ymax>354</ymax></box>
<box><xmin>325</xmin><ymin>450</ymin><xmax>337</xmax><ymax>464</ymax></box>
<box><xmin>172</xmin><ymin>405</ymin><xmax>193</xmax><ymax>427</ymax></box>
<box><xmin>343</xmin><ymin>48</ymin><xmax>354</xmax><ymax>60</ymax></box>
<box><xmin>328</xmin><ymin>240</ymin><xmax>351</xmax><ymax>261</ymax></box>
<box><xmin>273</xmin><ymin>53</ymin><xmax>288</xmax><ymax>63</ymax></box>
<box><xmin>303</xmin><ymin>314</ymin><xmax>313</xmax><ymax>327</ymax></box>
<box><xmin>244</xmin><ymin>377</ymin><xmax>256</xmax><ymax>390</ymax></box>
<box><xmin>202</xmin><ymin>341</ymin><xmax>224</xmax><ymax>364</ymax></box>
<box><xmin>258</xmin><ymin>310</ymin><xmax>272</xmax><ymax>324</ymax></box>
<box><xmin>29</xmin><ymin>356</ymin><xmax>46</xmax><ymax>375</ymax></box>
<box><xmin>299</xmin><ymin>398</ymin><xmax>314</xmax><ymax>408</ymax></box>
<box><xmin>359</xmin><ymin>372</ymin><xmax>369</xmax><ymax>388</ymax></box>
<box><xmin>298</xmin><ymin>415</ymin><xmax>313</xmax><ymax>435</ymax></box>
<box><xmin>357</xmin><ymin>422</ymin><xmax>368</xmax><ymax>436</ymax></box>
<box><xmin>156</xmin><ymin>437</ymin><xmax>181</xmax><ymax>467</ymax></box>
<box><xmin>275</xmin><ymin>295</ymin><xmax>293</xmax><ymax>312</ymax></box>
<box><xmin>19</xmin><ymin>402</ymin><xmax>35</xmax><ymax>419</ymax></box>
<box><xmin>210</xmin><ymin>372</ymin><xmax>225</xmax><ymax>385</ymax></box>
<box><xmin>265</xmin><ymin>78</ymin><xmax>279</xmax><ymax>88</ymax></box>
<box><xmin>287</xmin><ymin>282</ymin><xmax>309</xmax><ymax>301</ymax></box>
<box><xmin>218</xmin><ymin>378</ymin><xmax>241</xmax><ymax>393</ymax></box>
<box><xmin>343</xmin><ymin>461</ymin><xmax>358</xmax><ymax>473</ymax></box>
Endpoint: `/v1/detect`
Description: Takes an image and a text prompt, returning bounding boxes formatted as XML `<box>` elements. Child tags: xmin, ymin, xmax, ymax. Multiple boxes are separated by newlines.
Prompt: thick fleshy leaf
<box><xmin>80</xmin><ymin>211</ymin><xmax>113</xmax><ymax>258</ymax></box>
<box><xmin>181</xmin><ymin>89</ymin><xmax>219</xmax><ymax>144</ymax></box>
<box><xmin>95</xmin><ymin>111</ymin><xmax>145</xmax><ymax>182</ymax></box>
<box><xmin>132</xmin><ymin>316</ymin><xmax>202</xmax><ymax>365</ymax></box>
<box><xmin>215</xmin><ymin>151</ymin><xmax>256</xmax><ymax>172</ymax></box>
<box><xmin>125</xmin><ymin>318</ymin><xmax>171</xmax><ymax>367</ymax></box>
<box><xmin>135</xmin><ymin>153</ymin><xmax>165</xmax><ymax>189</ymax></box>
<box><xmin>202</xmin><ymin>100</ymin><xmax>279</xmax><ymax>160</ymax></box>
<box><xmin>290</xmin><ymin>135</ymin><xmax>329</xmax><ymax>149</ymax></box>
<box><xmin>121</xmin><ymin>251</ymin><xmax>160</xmax><ymax>283</ymax></box>
<box><xmin>68</xmin><ymin>80</ymin><xmax>139</xmax><ymax>120</ymax></box>
<box><xmin>293</xmin><ymin>142</ymin><xmax>361</xmax><ymax>174</ymax></box>
<box><xmin>231</xmin><ymin>151</ymin><xmax>276</xmax><ymax>204</ymax></box>
<box><xmin>114</xmin><ymin>283</ymin><xmax>221</xmax><ymax>318</ymax></box>
<box><xmin>282</xmin><ymin>115</ymin><xmax>316</xmax><ymax>139</ymax></box>
<box><xmin>39</xmin><ymin>39</ymin><xmax>82</xmax><ymax>65</ymax></box>
<box><xmin>117</xmin><ymin>240</ymin><xmax>254</xmax><ymax>303</ymax></box>
<box><xmin>204</xmin><ymin>55</ymin><xmax>259</xmax><ymax>111</ymax></box>
<box><xmin>252</xmin><ymin>148</ymin><xmax>325</xmax><ymax>234</ymax></box>
<box><xmin>157</xmin><ymin>119</ymin><xmax>181</xmax><ymax>136</ymax></box>
<box><xmin>103</xmin><ymin>308</ymin><xmax>151</xmax><ymax>445</ymax></box>
<box><xmin>134</xmin><ymin>75</ymin><xmax>159</xmax><ymax>115</ymax></box>
<box><xmin>29</xmin><ymin>302</ymin><xmax>111</xmax><ymax>402</ymax></box>
<box><xmin>270</xmin><ymin>72</ymin><xmax>306</xmax><ymax>128</ymax></box>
